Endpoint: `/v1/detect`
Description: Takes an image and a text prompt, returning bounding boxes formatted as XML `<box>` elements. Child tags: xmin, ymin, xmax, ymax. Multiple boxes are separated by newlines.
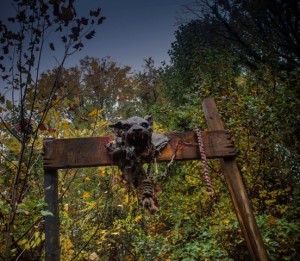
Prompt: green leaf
<box><xmin>41</xmin><ymin>210</ymin><xmax>54</xmax><ymax>216</ymax></box>
<box><xmin>18</xmin><ymin>238</ymin><xmax>28</xmax><ymax>245</ymax></box>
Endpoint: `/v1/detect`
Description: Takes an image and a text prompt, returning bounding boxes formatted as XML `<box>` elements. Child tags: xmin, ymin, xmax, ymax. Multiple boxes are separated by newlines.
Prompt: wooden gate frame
<box><xmin>42</xmin><ymin>98</ymin><xmax>269</xmax><ymax>261</ymax></box>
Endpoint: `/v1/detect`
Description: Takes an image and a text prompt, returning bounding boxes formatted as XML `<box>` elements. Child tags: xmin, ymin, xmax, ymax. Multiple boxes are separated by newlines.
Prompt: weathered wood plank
<box><xmin>42</xmin><ymin>130</ymin><xmax>235</xmax><ymax>169</ymax></box>
<box><xmin>158</xmin><ymin>130</ymin><xmax>235</xmax><ymax>161</ymax></box>
<box><xmin>202</xmin><ymin>98</ymin><xmax>269</xmax><ymax>261</ymax></box>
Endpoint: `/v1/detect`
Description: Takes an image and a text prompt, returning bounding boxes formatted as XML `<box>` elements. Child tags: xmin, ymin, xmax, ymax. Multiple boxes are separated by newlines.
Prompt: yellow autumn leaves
<box><xmin>18</xmin><ymin>231</ymin><xmax>45</xmax><ymax>251</ymax></box>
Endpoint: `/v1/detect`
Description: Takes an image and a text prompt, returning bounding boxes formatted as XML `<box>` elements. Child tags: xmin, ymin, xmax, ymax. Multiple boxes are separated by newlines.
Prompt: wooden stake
<box><xmin>202</xmin><ymin>98</ymin><xmax>269</xmax><ymax>261</ymax></box>
<box><xmin>44</xmin><ymin>167</ymin><xmax>60</xmax><ymax>261</ymax></box>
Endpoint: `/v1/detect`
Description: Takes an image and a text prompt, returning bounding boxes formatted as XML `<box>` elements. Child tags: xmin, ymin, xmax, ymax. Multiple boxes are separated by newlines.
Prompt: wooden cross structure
<box><xmin>42</xmin><ymin>98</ymin><xmax>269</xmax><ymax>261</ymax></box>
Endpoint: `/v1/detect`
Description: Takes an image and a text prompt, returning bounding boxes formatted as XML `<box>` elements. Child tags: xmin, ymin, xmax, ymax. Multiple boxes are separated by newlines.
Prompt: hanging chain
<box><xmin>146</xmin><ymin>130</ymin><xmax>214</xmax><ymax>198</ymax></box>
<box><xmin>146</xmin><ymin>161</ymin><xmax>152</xmax><ymax>178</ymax></box>
<box><xmin>146</xmin><ymin>146</ymin><xmax>156</xmax><ymax>178</ymax></box>
<box><xmin>161</xmin><ymin>140</ymin><xmax>180</xmax><ymax>178</ymax></box>
<box><xmin>146</xmin><ymin>139</ymin><xmax>169</xmax><ymax>178</ymax></box>
<box><xmin>195</xmin><ymin>128</ymin><xmax>214</xmax><ymax>196</ymax></box>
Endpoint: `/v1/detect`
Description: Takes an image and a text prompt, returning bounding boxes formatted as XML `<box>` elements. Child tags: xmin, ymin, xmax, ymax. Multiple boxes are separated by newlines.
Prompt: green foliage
<box><xmin>256</xmin><ymin>215</ymin><xmax>300</xmax><ymax>260</ymax></box>
<box><xmin>146</xmin><ymin>3</ymin><xmax>300</xmax><ymax>259</ymax></box>
<box><xmin>0</xmin><ymin>0</ymin><xmax>105</xmax><ymax>259</ymax></box>
<box><xmin>1</xmin><ymin>0</ymin><xmax>299</xmax><ymax>260</ymax></box>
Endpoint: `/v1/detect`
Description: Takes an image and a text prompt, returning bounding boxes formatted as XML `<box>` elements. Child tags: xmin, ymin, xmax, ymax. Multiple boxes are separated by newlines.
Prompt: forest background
<box><xmin>0</xmin><ymin>0</ymin><xmax>299</xmax><ymax>260</ymax></box>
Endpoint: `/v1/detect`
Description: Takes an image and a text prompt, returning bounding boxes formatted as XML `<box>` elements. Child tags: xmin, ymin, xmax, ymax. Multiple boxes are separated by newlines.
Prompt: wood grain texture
<box><xmin>42</xmin><ymin>130</ymin><xmax>236</xmax><ymax>169</ymax></box>
<box><xmin>202</xmin><ymin>98</ymin><xmax>269</xmax><ymax>261</ymax></box>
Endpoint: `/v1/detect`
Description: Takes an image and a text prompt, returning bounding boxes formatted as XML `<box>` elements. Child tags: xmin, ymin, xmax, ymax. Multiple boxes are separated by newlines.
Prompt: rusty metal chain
<box><xmin>147</xmin><ymin>129</ymin><xmax>214</xmax><ymax>198</ymax></box>
<box><xmin>160</xmin><ymin>140</ymin><xmax>180</xmax><ymax>178</ymax></box>
<box><xmin>195</xmin><ymin>128</ymin><xmax>214</xmax><ymax>196</ymax></box>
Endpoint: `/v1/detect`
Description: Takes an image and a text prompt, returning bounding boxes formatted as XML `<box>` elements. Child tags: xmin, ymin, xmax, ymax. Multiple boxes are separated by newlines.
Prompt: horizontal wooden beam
<box><xmin>42</xmin><ymin>130</ymin><xmax>235</xmax><ymax>169</ymax></box>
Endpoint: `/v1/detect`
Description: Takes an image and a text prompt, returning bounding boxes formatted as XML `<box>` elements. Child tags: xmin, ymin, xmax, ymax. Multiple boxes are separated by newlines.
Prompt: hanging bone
<box><xmin>141</xmin><ymin>179</ymin><xmax>158</xmax><ymax>213</ymax></box>
<box><xmin>106</xmin><ymin>116</ymin><xmax>169</xmax><ymax>212</ymax></box>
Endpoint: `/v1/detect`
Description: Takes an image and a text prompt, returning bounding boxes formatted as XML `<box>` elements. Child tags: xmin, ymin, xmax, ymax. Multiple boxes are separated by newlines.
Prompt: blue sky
<box><xmin>0</xmin><ymin>0</ymin><xmax>193</xmax><ymax>96</ymax></box>
<box><xmin>67</xmin><ymin>0</ymin><xmax>192</xmax><ymax>70</ymax></box>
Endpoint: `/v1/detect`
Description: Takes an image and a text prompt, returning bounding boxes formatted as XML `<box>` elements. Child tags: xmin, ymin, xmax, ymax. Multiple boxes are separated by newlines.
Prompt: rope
<box><xmin>195</xmin><ymin>128</ymin><xmax>214</xmax><ymax>196</ymax></box>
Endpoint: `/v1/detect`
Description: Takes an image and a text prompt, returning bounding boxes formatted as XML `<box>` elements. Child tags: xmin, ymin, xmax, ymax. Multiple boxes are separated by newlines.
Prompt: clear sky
<box><xmin>0</xmin><ymin>0</ymin><xmax>193</xmax><ymax>96</ymax></box>
<box><xmin>68</xmin><ymin>0</ymin><xmax>193</xmax><ymax>71</ymax></box>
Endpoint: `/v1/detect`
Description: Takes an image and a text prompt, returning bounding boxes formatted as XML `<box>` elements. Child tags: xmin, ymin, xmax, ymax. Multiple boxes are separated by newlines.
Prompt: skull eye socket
<box><xmin>141</xmin><ymin>122</ymin><xmax>148</xmax><ymax>128</ymax></box>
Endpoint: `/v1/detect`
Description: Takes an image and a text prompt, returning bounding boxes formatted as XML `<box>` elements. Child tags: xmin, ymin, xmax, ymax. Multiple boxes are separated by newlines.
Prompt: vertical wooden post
<box><xmin>202</xmin><ymin>98</ymin><xmax>269</xmax><ymax>261</ymax></box>
<box><xmin>44</xmin><ymin>168</ymin><xmax>60</xmax><ymax>261</ymax></box>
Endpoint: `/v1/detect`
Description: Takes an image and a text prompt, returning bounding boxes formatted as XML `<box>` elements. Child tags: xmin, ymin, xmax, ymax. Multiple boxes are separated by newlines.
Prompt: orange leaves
<box><xmin>98</xmin><ymin>169</ymin><xmax>105</xmax><ymax>177</ymax></box>
<box><xmin>268</xmin><ymin>216</ymin><xmax>277</xmax><ymax>225</ymax></box>
<box><xmin>82</xmin><ymin>191</ymin><xmax>91</xmax><ymax>199</ymax></box>
<box><xmin>38</xmin><ymin>123</ymin><xmax>47</xmax><ymax>131</ymax></box>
